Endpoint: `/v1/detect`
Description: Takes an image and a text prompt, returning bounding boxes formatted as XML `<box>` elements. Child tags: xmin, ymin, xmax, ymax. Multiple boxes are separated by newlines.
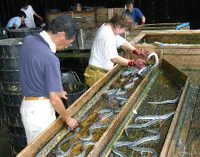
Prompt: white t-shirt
<box><xmin>89</xmin><ymin>24</ymin><xmax>126</xmax><ymax>70</ymax></box>
<box><xmin>21</xmin><ymin>5</ymin><xmax>35</xmax><ymax>28</ymax></box>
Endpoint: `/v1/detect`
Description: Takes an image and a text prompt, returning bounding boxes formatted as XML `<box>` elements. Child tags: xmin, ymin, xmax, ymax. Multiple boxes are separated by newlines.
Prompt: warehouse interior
<box><xmin>0</xmin><ymin>0</ymin><xmax>200</xmax><ymax>157</ymax></box>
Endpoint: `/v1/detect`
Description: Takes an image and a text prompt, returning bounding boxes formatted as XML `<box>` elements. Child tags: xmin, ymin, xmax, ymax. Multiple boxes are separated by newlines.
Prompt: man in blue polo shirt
<box><xmin>126</xmin><ymin>0</ymin><xmax>146</xmax><ymax>25</ymax></box>
<box><xmin>19</xmin><ymin>15</ymin><xmax>79</xmax><ymax>144</ymax></box>
<box><xmin>6</xmin><ymin>11</ymin><xmax>26</xmax><ymax>29</ymax></box>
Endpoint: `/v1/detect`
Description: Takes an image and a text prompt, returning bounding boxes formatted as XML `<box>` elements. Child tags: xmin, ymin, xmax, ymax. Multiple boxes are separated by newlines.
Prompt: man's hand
<box><xmin>128</xmin><ymin>59</ymin><xmax>146</xmax><ymax>69</ymax></box>
<box><xmin>58</xmin><ymin>91</ymin><xmax>68</xmax><ymax>99</ymax></box>
<box><xmin>38</xmin><ymin>16</ymin><xmax>43</xmax><ymax>21</ymax></box>
<box><xmin>133</xmin><ymin>49</ymin><xmax>149</xmax><ymax>58</ymax></box>
<box><xmin>65</xmin><ymin>116</ymin><xmax>78</xmax><ymax>130</ymax></box>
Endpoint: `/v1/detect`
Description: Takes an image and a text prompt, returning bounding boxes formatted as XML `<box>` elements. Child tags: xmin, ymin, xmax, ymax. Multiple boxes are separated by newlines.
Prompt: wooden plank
<box><xmin>107</xmin><ymin>8</ymin><xmax>113</xmax><ymax>20</ymax></box>
<box><xmin>46</xmin><ymin>11</ymin><xmax>72</xmax><ymax>26</ymax></box>
<box><xmin>46</xmin><ymin>10</ymin><xmax>95</xmax><ymax>28</ymax></box>
<box><xmin>163</xmin><ymin>48</ymin><xmax>200</xmax><ymax>55</ymax></box>
<box><xmin>160</xmin><ymin>77</ymin><xmax>190</xmax><ymax>156</ymax></box>
<box><xmin>177</xmin><ymin>66</ymin><xmax>200</xmax><ymax>71</ymax></box>
<box><xmin>164</xmin><ymin>55</ymin><xmax>200</xmax><ymax>67</ymax></box>
<box><xmin>73</xmin><ymin>16</ymin><xmax>95</xmax><ymax>22</ymax></box>
<box><xmin>96</xmin><ymin>8</ymin><xmax>108</xmax><ymax>15</ymax></box>
<box><xmin>56</xmin><ymin>52</ymin><xmax>90</xmax><ymax>58</ymax></box>
<box><xmin>96</xmin><ymin>15</ymin><xmax>108</xmax><ymax>22</ymax></box>
<box><xmin>134</xmin><ymin>30</ymin><xmax>200</xmax><ymax>45</ymax></box>
<box><xmin>126</xmin><ymin>23</ymin><xmax>189</xmax><ymax>42</ymax></box>
<box><xmin>144</xmin><ymin>35</ymin><xmax>200</xmax><ymax>44</ymax></box>
<box><xmin>129</xmin><ymin>31</ymin><xmax>146</xmax><ymax>45</ymax></box>
<box><xmin>161</xmin><ymin>59</ymin><xmax>188</xmax><ymax>82</ymax></box>
<box><xmin>141</xmin><ymin>30</ymin><xmax>200</xmax><ymax>36</ymax></box>
<box><xmin>71</xmin><ymin>10</ymin><xmax>95</xmax><ymax>17</ymax></box>
<box><xmin>166</xmin><ymin>85</ymin><xmax>199</xmax><ymax>156</ymax></box>
<box><xmin>113</xmin><ymin>8</ymin><xmax>125</xmax><ymax>14</ymax></box>
<box><xmin>185</xmin><ymin>89</ymin><xmax>200</xmax><ymax>155</ymax></box>
<box><xmin>77</xmin><ymin>22</ymin><xmax>96</xmax><ymax>29</ymax></box>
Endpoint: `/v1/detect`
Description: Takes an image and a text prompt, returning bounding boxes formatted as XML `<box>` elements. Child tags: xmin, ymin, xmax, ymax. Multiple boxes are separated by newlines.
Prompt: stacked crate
<box><xmin>96</xmin><ymin>8</ymin><xmax>125</xmax><ymax>27</ymax></box>
<box><xmin>45</xmin><ymin>8</ymin><xmax>125</xmax><ymax>50</ymax></box>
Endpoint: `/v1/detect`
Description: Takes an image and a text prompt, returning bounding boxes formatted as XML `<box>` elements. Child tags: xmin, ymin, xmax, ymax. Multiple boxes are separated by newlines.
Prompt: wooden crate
<box><xmin>46</xmin><ymin>10</ymin><xmax>96</xmax><ymax>29</ymax></box>
<box><xmin>45</xmin><ymin>11</ymin><xmax>72</xmax><ymax>27</ymax></box>
<box><xmin>126</xmin><ymin>22</ymin><xmax>190</xmax><ymax>41</ymax></box>
<box><xmin>45</xmin><ymin>8</ymin><xmax>124</xmax><ymax>50</ymax></box>
<box><xmin>96</xmin><ymin>8</ymin><xmax>125</xmax><ymax>27</ymax></box>
<box><xmin>46</xmin><ymin>8</ymin><xmax>125</xmax><ymax>29</ymax></box>
<box><xmin>129</xmin><ymin>30</ymin><xmax>200</xmax><ymax>75</ymax></box>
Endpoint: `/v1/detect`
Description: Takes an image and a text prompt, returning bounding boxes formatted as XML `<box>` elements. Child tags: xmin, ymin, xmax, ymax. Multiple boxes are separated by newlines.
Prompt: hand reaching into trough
<box><xmin>133</xmin><ymin>49</ymin><xmax>149</xmax><ymax>58</ymax></box>
<box><xmin>128</xmin><ymin>59</ymin><xmax>146</xmax><ymax>69</ymax></box>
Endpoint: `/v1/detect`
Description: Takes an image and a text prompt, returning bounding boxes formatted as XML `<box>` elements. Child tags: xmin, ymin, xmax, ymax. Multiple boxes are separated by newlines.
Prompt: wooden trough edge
<box><xmin>88</xmin><ymin>63</ymin><xmax>159</xmax><ymax>156</ymax></box>
<box><xmin>160</xmin><ymin>59</ymin><xmax>190</xmax><ymax>157</ymax></box>
<box><xmin>16</xmin><ymin>65</ymin><xmax>120</xmax><ymax>157</ymax></box>
<box><xmin>101</xmin><ymin>68</ymin><xmax>160</xmax><ymax>157</ymax></box>
<box><xmin>17</xmin><ymin>58</ymin><xmax>188</xmax><ymax>157</ymax></box>
<box><xmin>100</xmin><ymin>59</ymin><xmax>189</xmax><ymax>157</ymax></box>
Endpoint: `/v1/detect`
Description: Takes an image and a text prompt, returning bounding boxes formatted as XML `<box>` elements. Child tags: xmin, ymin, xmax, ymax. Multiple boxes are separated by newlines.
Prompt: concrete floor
<box><xmin>0</xmin><ymin>122</ymin><xmax>13</xmax><ymax>157</ymax></box>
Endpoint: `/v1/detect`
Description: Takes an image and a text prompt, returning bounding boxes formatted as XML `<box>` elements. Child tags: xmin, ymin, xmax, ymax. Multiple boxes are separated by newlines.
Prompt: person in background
<box><xmin>21</xmin><ymin>0</ymin><xmax>43</xmax><ymax>28</ymax></box>
<box><xmin>75</xmin><ymin>3</ymin><xmax>82</xmax><ymax>11</ymax></box>
<box><xmin>6</xmin><ymin>11</ymin><xmax>26</xmax><ymax>29</ymax></box>
<box><xmin>19</xmin><ymin>15</ymin><xmax>79</xmax><ymax>144</ymax></box>
<box><xmin>126</xmin><ymin>0</ymin><xmax>146</xmax><ymax>25</ymax></box>
<box><xmin>84</xmin><ymin>11</ymin><xmax>149</xmax><ymax>87</ymax></box>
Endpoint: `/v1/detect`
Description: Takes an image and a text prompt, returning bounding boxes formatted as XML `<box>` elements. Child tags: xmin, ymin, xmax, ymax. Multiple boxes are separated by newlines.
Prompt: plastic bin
<box><xmin>62</xmin><ymin>82</ymin><xmax>88</xmax><ymax>107</ymax></box>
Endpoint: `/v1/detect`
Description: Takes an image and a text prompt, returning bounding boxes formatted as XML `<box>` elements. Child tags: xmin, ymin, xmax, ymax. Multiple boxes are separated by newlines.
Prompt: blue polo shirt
<box><xmin>19</xmin><ymin>33</ymin><xmax>63</xmax><ymax>97</ymax></box>
<box><xmin>129</xmin><ymin>8</ymin><xmax>144</xmax><ymax>25</ymax></box>
<box><xmin>6</xmin><ymin>17</ymin><xmax>21</xmax><ymax>29</ymax></box>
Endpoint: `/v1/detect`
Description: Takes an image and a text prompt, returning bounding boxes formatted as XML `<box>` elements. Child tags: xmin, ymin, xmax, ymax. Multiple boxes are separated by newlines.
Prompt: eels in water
<box><xmin>125</xmin><ymin>111</ymin><xmax>174</xmax><ymax>137</ymax></box>
<box><xmin>135</xmin><ymin>111</ymin><xmax>175</xmax><ymax>122</ymax></box>
<box><xmin>112</xmin><ymin>129</ymin><xmax>160</xmax><ymax>157</ymax></box>
<box><xmin>79</xmin><ymin>108</ymin><xmax>114</xmax><ymax>141</ymax></box>
<box><xmin>72</xmin><ymin>141</ymin><xmax>96</xmax><ymax>157</ymax></box>
<box><xmin>147</xmin><ymin>97</ymin><xmax>179</xmax><ymax>105</ymax></box>
<box><xmin>56</xmin><ymin>127</ymin><xmax>80</xmax><ymax>157</ymax></box>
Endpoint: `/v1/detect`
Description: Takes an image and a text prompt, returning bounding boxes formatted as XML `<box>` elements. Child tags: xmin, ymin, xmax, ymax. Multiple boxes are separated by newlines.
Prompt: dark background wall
<box><xmin>0</xmin><ymin>0</ymin><xmax>199</xmax><ymax>29</ymax></box>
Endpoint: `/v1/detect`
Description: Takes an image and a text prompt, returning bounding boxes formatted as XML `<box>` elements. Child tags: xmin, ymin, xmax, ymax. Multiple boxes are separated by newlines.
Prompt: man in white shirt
<box><xmin>21</xmin><ymin>0</ymin><xmax>43</xmax><ymax>28</ymax></box>
<box><xmin>84</xmin><ymin>11</ymin><xmax>149</xmax><ymax>87</ymax></box>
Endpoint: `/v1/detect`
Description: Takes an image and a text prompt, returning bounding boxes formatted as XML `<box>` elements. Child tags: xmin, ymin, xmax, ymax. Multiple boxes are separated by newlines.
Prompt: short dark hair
<box><xmin>109</xmin><ymin>11</ymin><xmax>135</xmax><ymax>31</ymax></box>
<box><xmin>22</xmin><ymin>0</ymin><xmax>29</xmax><ymax>7</ymax></box>
<box><xmin>75</xmin><ymin>3</ymin><xmax>82</xmax><ymax>8</ymax></box>
<box><xmin>18</xmin><ymin>11</ymin><xmax>26</xmax><ymax>18</ymax></box>
<box><xmin>127</xmin><ymin>0</ymin><xmax>134</xmax><ymax>5</ymax></box>
<box><xmin>49</xmin><ymin>15</ymin><xmax>79</xmax><ymax>40</ymax></box>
